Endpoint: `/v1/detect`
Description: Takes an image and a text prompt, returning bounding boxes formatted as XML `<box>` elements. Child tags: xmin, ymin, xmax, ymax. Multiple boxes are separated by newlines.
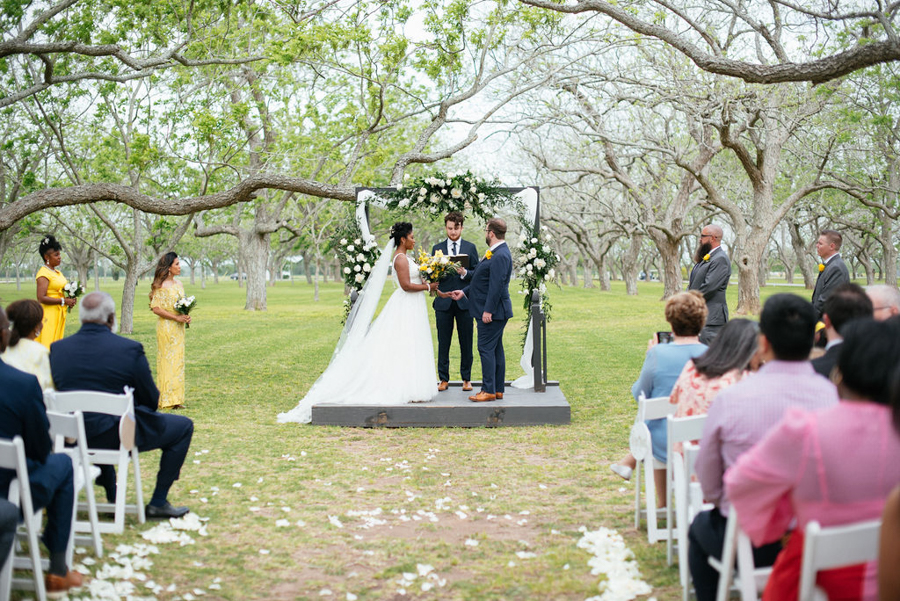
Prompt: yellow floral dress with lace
<box><xmin>150</xmin><ymin>283</ymin><xmax>186</xmax><ymax>408</ymax></box>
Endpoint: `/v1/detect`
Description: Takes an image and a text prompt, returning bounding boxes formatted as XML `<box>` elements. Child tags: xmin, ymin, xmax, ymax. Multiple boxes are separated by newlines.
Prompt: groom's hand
<box><xmin>449</xmin><ymin>290</ymin><xmax>464</xmax><ymax>301</ymax></box>
<box><xmin>482</xmin><ymin>311</ymin><xmax>492</xmax><ymax>324</ymax></box>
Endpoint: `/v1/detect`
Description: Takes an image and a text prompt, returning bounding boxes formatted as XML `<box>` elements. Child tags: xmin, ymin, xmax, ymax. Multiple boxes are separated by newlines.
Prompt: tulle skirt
<box><xmin>278</xmin><ymin>287</ymin><xmax>438</xmax><ymax>424</ymax></box>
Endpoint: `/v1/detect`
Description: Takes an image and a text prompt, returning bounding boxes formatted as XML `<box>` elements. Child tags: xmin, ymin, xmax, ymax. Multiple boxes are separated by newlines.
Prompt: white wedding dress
<box><xmin>278</xmin><ymin>243</ymin><xmax>438</xmax><ymax>424</ymax></box>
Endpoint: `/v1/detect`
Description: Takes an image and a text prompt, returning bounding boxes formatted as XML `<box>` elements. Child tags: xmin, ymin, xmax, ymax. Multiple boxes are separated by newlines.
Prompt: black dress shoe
<box><xmin>145</xmin><ymin>502</ymin><xmax>190</xmax><ymax>519</ymax></box>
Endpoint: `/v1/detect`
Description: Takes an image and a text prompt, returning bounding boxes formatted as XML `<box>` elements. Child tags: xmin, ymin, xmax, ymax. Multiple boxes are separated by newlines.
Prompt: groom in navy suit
<box><xmin>432</xmin><ymin>211</ymin><xmax>479</xmax><ymax>392</ymax></box>
<box><xmin>450</xmin><ymin>218</ymin><xmax>513</xmax><ymax>402</ymax></box>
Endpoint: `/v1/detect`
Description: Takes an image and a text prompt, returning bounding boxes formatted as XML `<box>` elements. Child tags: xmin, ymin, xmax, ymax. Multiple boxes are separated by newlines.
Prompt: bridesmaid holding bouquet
<box><xmin>149</xmin><ymin>252</ymin><xmax>191</xmax><ymax>410</ymax></box>
<box><xmin>35</xmin><ymin>234</ymin><xmax>77</xmax><ymax>349</ymax></box>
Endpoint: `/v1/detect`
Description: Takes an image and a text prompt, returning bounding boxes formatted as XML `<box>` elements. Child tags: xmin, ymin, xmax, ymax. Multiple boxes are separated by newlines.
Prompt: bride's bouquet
<box><xmin>63</xmin><ymin>281</ymin><xmax>84</xmax><ymax>313</ymax></box>
<box><xmin>416</xmin><ymin>248</ymin><xmax>461</xmax><ymax>286</ymax></box>
<box><xmin>174</xmin><ymin>295</ymin><xmax>197</xmax><ymax>328</ymax></box>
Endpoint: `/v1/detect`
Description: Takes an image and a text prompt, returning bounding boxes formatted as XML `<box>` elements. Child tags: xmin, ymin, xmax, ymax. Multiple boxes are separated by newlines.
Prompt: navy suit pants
<box><xmin>476</xmin><ymin>318</ymin><xmax>507</xmax><ymax>395</ymax></box>
<box><xmin>435</xmin><ymin>301</ymin><xmax>474</xmax><ymax>382</ymax></box>
<box><xmin>28</xmin><ymin>453</ymin><xmax>74</xmax><ymax>554</ymax></box>
<box><xmin>91</xmin><ymin>413</ymin><xmax>193</xmax><ymax>506</ymax></box>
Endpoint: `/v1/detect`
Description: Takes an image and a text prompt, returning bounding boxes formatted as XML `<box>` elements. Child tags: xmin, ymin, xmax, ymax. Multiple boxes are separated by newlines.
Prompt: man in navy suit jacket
<box><xmin>50</xmin><ymin>292</ymin><xmax>193</xmax><ymax>519</ymax></box>
<box><xmin>0</xmin><ymin>306</ymin><xmax>82</xmax><ymax>592</ymax></box>
<box><xmin>811</xmin><ymin>229</ymin><xmax>851</xmax><ymax>321</ymax></box>
<box><xmin>431</xmin><ymin>211</ymin><xmax>479</xmax><ymax>392</ymax></box>
<box><xmin>450</xmin><ymin>218</ymin><xmax>513</xmax><ymax>402</ymax></box>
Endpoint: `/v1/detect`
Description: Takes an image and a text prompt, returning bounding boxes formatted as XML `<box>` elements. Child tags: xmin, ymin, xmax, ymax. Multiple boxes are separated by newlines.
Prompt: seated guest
<box><xmin>689</xmin><ymin>293</ymin><xmax>839</xmax><ymax>601</ymax></box>
<box><xmin>50</xmin><ymin>292</ymin><xmax>193</xmax><ymax>519</ymax></box>
<box><xmin>611</xmin><ymin>291</ymin><xmax>708</xmax><ymax>507</ymax></box>
<box><xmin>1</xmin><ymin>299</ymin><xmax>54</xmax><ymax>391</ymax></box>
<box><xmin>866</xmin><ymin>284</ymin><xmax>900</xmax><ymax>321</ymax></box>
<box><xmin>726</xmin><ymin>318</ymin><xmax>900</xmax><ymax>601</ymax></box>
<box><xmin>811</xmin><ymin>283</ymin><xmax>872</xmax><ymax>379</ymax></box>
<box><xmin>0</xmin><ymin>306</ymin><xmax>82</xmax><ymax>594</ymax></box>
<box><xmin>0</xmin><ymin>498</ymin><xmax>17</xmax><ymax>571</ymax></box>
<box><xmin>669</xmin><ymin>318</ymin><xmax>761</xmax><ymax>453</ymax></box>
<box><xmin>881</xmin><ymin>361</ymin><xmax>900</xmax><ymax>600</ymax></box>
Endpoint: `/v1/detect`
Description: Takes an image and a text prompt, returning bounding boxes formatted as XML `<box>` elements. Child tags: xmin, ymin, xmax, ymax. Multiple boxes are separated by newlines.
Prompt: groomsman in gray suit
<box><xmin>689</xmin><ymin>224</ymin><xmax>731</xmax><ymax>344</ymax></box>
<box><xmin>432</xmin><ymin>212</ymin><xmax>479</xmax><ymax>392</ymax></box>
<box><xmin>811</xmin><ymin>229</ymin><xmax>850</xmax><ymax>321</ymax></box>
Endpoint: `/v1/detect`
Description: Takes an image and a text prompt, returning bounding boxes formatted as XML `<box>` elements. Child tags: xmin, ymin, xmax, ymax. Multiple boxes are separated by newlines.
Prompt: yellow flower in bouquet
<box><xmin>415</xmin><ymin>247</ymin><xmax>461</xmax><ymax>283</ymax></box>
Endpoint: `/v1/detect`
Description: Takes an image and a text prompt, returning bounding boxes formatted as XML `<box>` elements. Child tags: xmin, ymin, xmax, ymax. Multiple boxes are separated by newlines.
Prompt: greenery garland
<box><xmin>376</xmin><ymin>170</ymin><xmax>516</xmax><ymax>221</ymax></box>
<box><xmin>330</xmin><ymin>220</ymin><xmax>380</xmax><ymax>322</ymax></box>
<box><xmin>515</xmin><ymin>218</ymin><xmax>560</xmax><ymax>334</ymax></box>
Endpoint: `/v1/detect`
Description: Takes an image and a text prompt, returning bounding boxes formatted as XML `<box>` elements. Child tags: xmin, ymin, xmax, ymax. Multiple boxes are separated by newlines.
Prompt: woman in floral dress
<box><xmin>150</xmin><ymin>252</ymin><xmax>191</xmax><ymax>409</ymax></box>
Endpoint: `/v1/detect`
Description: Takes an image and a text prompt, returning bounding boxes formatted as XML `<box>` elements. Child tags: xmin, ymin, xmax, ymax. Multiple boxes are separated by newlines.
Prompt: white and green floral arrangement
<box><xmin>377</xmin><ymin>170</ymin><xmax>517</xmax><ymax>221</ymax></box>
<box><xmin>516</xmin><ymin>221</ymin><xmax>560</xmax><ymax>329</ymax></box>
<box><xmin>331</xmin><ymin>221</ymin><xmax>380</xmax><ymax>322</ymax></box>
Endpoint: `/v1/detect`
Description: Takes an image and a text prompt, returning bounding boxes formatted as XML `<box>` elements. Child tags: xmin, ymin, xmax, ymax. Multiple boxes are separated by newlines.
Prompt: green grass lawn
<box><xmin>0</xmin><ymin>278</ymin><xmax>813</xmax><ymax>600</ymax></box>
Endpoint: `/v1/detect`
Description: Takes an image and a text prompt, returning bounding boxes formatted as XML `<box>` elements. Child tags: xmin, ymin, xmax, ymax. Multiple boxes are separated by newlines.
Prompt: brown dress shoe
<box><xmin>495</xmin><ymin>392</ymin><xmax>504</xmax><ymax>400</ymax></box>
<box><xmin>469</xmin><ymin>392</ymin><xmax>497</xmax><ymax>402</ymax></box>
<box><xmin>46</xmin><ymin>570</ymin><xmax>84</xmax><ymax>596</ymax></box>
<box><xmin>437</xmin><ymin>381</ymin><xmax>449</xmax><ymax>392</ymax></box>
<box><xmin>462</xmin><ymin>381</ymin><xmax>473</xmax><ymax>391</ymax></box>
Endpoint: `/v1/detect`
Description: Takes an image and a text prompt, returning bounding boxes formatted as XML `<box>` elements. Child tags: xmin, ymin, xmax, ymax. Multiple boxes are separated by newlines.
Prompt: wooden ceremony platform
<box><xmin>310</xmin><ymin>381</ymin><xmax>570</xmax><ymax>428</ymax></box>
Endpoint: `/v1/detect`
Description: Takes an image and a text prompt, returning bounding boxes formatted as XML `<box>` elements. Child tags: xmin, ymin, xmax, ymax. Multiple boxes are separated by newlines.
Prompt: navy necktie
<box><xmin>451</xmin><ymin>242</ymin><xmax>457</xmax><ymax>255</ymax></box>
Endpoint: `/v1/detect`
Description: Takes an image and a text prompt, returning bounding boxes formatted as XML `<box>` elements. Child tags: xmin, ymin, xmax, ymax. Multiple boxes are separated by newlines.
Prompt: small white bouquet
<box><xmin>174</xmin><ymin>295</ymin><xmax>197</xmax><ymax>328</ymax></box>
<box><xmin>62</xmin><ymin>281</ymin><xmax>84</xmax><ymax>313</ymax></box>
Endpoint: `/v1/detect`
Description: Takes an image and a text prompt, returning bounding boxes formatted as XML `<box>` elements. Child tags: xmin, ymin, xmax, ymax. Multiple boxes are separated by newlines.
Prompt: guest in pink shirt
<box><xmin>669</xmin><ymin>319</ymin><xmax>761</xmax><ymax>453</ymax></box>
<box><xmin>726</xmin><ymin>318</ymin><xmax>900</xmax><ymax>601</ymax></box>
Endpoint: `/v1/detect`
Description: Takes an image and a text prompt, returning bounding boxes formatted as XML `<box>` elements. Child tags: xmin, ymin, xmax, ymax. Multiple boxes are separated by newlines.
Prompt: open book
<box><xmin>449</xmin><ymin>254</ymin><xmax>469</xmax><ymax>269</ymax></box>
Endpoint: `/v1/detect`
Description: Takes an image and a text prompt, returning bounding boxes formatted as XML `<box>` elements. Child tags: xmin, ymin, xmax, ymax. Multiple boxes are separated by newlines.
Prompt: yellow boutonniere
<box><xmin>703</xmin><ymin>253</ymin><xmax>710</xmax><ymax>262</ymax></box>
<box><xmin>818</xmin><ymin>263</ymin><xmax>825</xmax><ymax>272</ymax></box>
<box><xmin>485</xmin><ymin>250</ymin><xmax>493</xmax><ymax>260</ymax></box>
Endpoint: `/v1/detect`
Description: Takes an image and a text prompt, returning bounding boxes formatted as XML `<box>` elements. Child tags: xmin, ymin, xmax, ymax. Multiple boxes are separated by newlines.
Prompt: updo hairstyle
<box><xmin>664</xmin><ymin>290</ymin><xmax>708</xmax><ymax>337</ymax></box>
<box><xmin>390</xmin><ymin>222</ymin><xmax>413</xmax><ymax>246</ymax></box>
<box><xmin>38</xmin><ymin>234</ymin><xmax>62</xmax><ymax>261</ymax></box>
<box><xmin>6</xmin><ymin>299</ymin><xmax>44</xmax><ymax>348</ymax></box>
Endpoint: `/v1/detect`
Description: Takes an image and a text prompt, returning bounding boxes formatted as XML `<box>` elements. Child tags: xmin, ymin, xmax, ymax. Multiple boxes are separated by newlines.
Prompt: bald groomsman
<box><xmin>689</xmin><ymin>224</ymin><xmax>731</xmax><ymax>344</ymax></box>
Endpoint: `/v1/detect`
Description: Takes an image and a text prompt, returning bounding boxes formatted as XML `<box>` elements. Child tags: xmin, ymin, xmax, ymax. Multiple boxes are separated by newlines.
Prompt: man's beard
<box><xmin>485</xmin><ymin>234</ymin><xmax>491</xmax><ymax>246</ymax></box>
<box><xmin>694</xmin><ymin>241</ymin><xmax>712</xmax><ymax>264</ymax></box>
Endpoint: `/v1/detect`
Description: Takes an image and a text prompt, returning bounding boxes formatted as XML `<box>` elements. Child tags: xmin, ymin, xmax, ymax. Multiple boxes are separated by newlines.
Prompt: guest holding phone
<box><xmin>610</xmin><ymin>291</ymin><xmax>708</xmax><ymax>507</ymax></box>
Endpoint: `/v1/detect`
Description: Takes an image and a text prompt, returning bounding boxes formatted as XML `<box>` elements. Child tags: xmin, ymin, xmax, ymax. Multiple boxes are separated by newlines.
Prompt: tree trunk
<box><xmin>313</xmin><ymin>253</ymin><xmax>321</xmax><ymax>302</ymax></box>
<box><xmin>240</xmin><ymin>229</ymin><xmax>270</xmax><ymax>311</ymax></box>
<box><xmin>581</xmin><ymin>255</ymin><xmax>595</xmax><ymax>288</ymax></box>
<box><xmin>119</xmin><ymin>262</ymin><xmax>141</xmax><ymax>334</ymax></box>
<box><xmin>882</xmin><ymin>215</ymin><xmax>897</xmax><ymax>286</ymax></box>
<box><xmin>734</xmin><ymin>237</ymin><xmax>767</xmax><ymax>315</ymax></box>
<box><xmin>622</xmin><ymin>235</ymin><xmax>642</xmax><ymax>295</ymax></box>
<box><xmin>210</xmin><ymin>258</ymin><xmax>220</xmax><ymax>284</ymax></box>
<box><xmin>93</xmin><ymin>256</ymin><xmax>101</xmax><ymax>290</ymax></box>
<box><xmin>14</xmin><ymin>262</ymin><xmax>20</xmax><ymax>291</ymax></box>
<box><xmin>789</xmin><ymin>222</ymin><xmax>816</xmax><ymax>289</ymax></box>
<box><xmin>303</xmin><ymin>251</ymin><xmax>313</xmax><ymax>284</ymax></box>
<box><xmin>598</xmin><ymin>257</ymin><xmax>611</xmax><ymax>291</ymax></box>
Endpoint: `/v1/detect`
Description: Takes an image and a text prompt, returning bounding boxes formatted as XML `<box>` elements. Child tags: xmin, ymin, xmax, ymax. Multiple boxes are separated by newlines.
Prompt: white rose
<box><xmin>353</xmin><ymin>265</ymin><xmax>361</xmax><ymax>272</ymax></box>
<box><xmin>548</xmin><ymin>268</ymin><xmax>556</xmax><ymax>279</ymax></box>
<box><xmin>539</xmin><ymin>283</ymin><xmax>547</xmax><ymax>293</ymax></box>
<box><xmin>347</xmin><ymin>245</ymin><xmax>355</xmax><ymax>252</ymax></box>
<box><xmin>450</xmin><ymin>187</ymin><xmax>462</xmax><ymax>198</ymax></box>
<box><xmin>426</xmin><ymin>268</ymin><xmax>433</xmax><ymax>274</ymax></box>
<box><xmin>430</xmin><ymin>193</ymin><xmax>440</xmax><ymax>203</ymax></box>
<box><xmin>525</xmin><ymin>264</ymin><xmax>533</xmax><ymax>272</ymax></box>
<box><xmin>354</xmin><ymin>238</ymin><xmax>361</xmax><ymax>245</ymax></box>
<box><xmin>478</xmin><ymin>193</ymin><xmax>485</xmax><ymax>201</ymax></box>
<box><xmin>340</xmin><ymin>238</ymin><xmax>348</xmax><ymax>245</ymax></box>
<box><xmin>529</xmin><ymin>248</ymin><xmax>538</xmax><ymax>259</ymax></box>
<box><xmin>357</xmin><ymin>253</ymin><xmax>365</xmax><ymax>261</ymax></box>
<box><xmin>441</xmin><ymin>188</ymin><xmax>448</xmax><ymax>195</ymax></box>
<box><xmin>535</xmin><ymin>258</ymin><xmax>546</xmax><ymax>269</ymax></box>
<box><xmin>470</xmin><ymin>185</ymin><xmax>477</xmax><ymax>193</ymax></box>
<box><xmin>420</xmin><ymin>187</ymin><xmax>428</xmax><ymax>195</ymax></box>
<box><xmin>542</xmin><ymin>245</ymin><xmax>550</xmax><ymax>253</ymax></box>
<box><xmin>531</xmin><ymin>237</ymin><xmax>538</xmax><ymax>244</ymax></box>
<box><xmin>363</xmin><ymin>263</ymin><xmax>371</xmax><ymax>272</ymax></box>
<box><xmin>355</xmin><ymin>273</ymin><xmax>365</xmax><ymax>283</ymax></box>
<box><xmin>343</xmin><ymin>267</ymin><xmax>351</xmax><ymax>275</ymax></box>
<box><xmin>399</xmin><ymin>199</ymin><xmax>410</xmax><ymax>208</ymax></box>
<box><xmin>519</xmin><ymin>267</ymin><xmax>527</xmax><ymax>275</ymax></box>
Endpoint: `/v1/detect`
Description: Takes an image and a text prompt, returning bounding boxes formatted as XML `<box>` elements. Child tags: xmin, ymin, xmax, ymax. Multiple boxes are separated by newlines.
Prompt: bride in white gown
<box><xmin>278</xmin><ymin>222</ymin><xmax>441</xmax><ymax>424</ymax></box>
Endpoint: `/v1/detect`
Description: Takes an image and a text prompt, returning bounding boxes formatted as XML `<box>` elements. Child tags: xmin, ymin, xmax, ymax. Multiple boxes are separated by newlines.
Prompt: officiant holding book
<box><xmin>432</xmin><ymin>212</ymin><xmax>479</xmax><ymax>392</ymax></box>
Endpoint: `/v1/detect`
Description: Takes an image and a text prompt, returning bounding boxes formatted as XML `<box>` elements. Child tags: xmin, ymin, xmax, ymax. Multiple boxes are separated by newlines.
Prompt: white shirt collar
<box><xmin>823</xmin><ymin>252</ymin><xmax>840</xmax><ymax>264</ymax></box>
<box><xmin>489</xmin><ymin>240</ymin><xmax>506</xmax><ymax>252</ymax></box>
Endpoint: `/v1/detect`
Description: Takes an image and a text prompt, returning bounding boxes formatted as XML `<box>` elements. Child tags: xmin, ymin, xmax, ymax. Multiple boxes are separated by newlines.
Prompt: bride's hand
<box><xmin>435</xmin><ymin>289</ymin><xmax>452</xmax><ymax>298</ymax></box>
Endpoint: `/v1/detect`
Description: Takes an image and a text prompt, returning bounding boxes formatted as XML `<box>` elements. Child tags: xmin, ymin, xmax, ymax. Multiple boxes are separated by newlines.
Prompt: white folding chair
<box><xmin>44</xmin><ymin>388</ymin><xmax>145</xmax><ymax>533</ymax></box>
<box><xmin>673</xmin><ymin>442</ymin><xmax>712</xmax><ymax>601</ymax></box>
<box><xmin>0</xmin><ymin>436</ymin><xmax>47</xmax><ymax>601</ymax></box>
<box><xmin>629</xmin><ymin>393</ymin><xmax>676</xmax><ymax>543</ymax></box>
<box><xmin>799</xmin><ymin>519</ymin><xmax>881</xmax><ymax>601</ymax></box>
<box><xmin>711</xmin><ymin>507</ymin><xmax>772</xmax><ymax>601</ymax></box>
<box><xmin>46</xmin><ymin>410</ymin><xmax>102</xmax><ymax>559</ymax></box>
<box><xmin>666</xmin><ymin>414</ymin><xmax>708</xmax><ymax>565</ymax></box>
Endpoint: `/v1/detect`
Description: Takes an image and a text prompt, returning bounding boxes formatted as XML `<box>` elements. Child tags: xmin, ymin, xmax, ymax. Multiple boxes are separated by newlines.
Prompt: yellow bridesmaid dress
<box><xmin>36</xmin><ymin>265</ymin><xmax>67</xmax><ymax>350</ymax></box>
<box><xmin>150</xmin><ymin>282</ymin><xmax>186</xmax><ymax>409</ymax></box>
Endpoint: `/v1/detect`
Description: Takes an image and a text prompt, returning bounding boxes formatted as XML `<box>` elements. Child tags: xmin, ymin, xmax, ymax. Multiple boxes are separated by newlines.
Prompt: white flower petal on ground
<box><xmin>281</xmin><ymin>506</ymin><xmax>291</xmax><ymax>512</ymax></box>
<box><xmin>296</xmin><ymin>519</ymin><xmax>307</xmax><ymax>527</ymax></box>
<box><xmin>200</xmin><ymin>497</ymin><xmax>208</xmax><ymax>503</ymax></box>
<box><xmin>259</xmin><ymin>549</ymin><xmax>270</xmax><ymax>555</ymax></box>
<box><xmin>516</xmin><ymin>551</ymin><xmax>537</xmax><ymax>559</ymax></box>
<box><xmin>249</xmin><ymin>507</ymin><xmax>261</xmax><ymax>512</ymax></box>
<box><xmin>578</xmin><ymin>526</ymin><xmax>653</xmax><ymax>601</ymax></box>
<box><xmin>328</xmin><ymin>515</ymin><xmax>344</xmax><ymax>528</ymax></box>
<box><xmin>417</xmin><ymin>564</ymin><xmax>434</xmax><ymax>577</ymax></box>
<box><xmin>421</xmin><ymin>582</ymin><xmax>434</xmax><ymax>591</ymax></box>
<box><xmin>507</xmin><ymin>560</ymin><xmax>516</xmax><ymax>567</ymax></box>
<box><xmin>402</xmin><ymin>572</ymin><xmax>416</xmax><ymax>581</ymax></box>
<box><xmin>193</xmin><ymin>588</ymin><xmax>206</xmax><ymax>595</ymax></box>
<box><xmin>465</xmin><ymin>538</ymin><xmax>479</xmax><ymax>547</ymax></box>
<box><xmin>346</xmin><ymin>594</ymin><xmax>358</xmax><ymax>600</ymax></box>
<box><xmin>320</xmin><ymin>588</ymin><xmax>333</xmax><ymax>596</ymax></box>
<box><xmin>276</xmin><ymin>519</ymin><xmax>291</xmax><ymax>527</ymax></box>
